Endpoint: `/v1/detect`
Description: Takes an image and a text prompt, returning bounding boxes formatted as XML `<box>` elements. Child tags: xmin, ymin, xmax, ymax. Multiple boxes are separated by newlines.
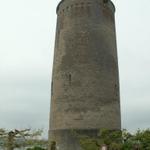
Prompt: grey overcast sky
<box><xmin>0</xmin><ymin>0</ymin><xmax>150</xmax><ymax>138</ymax></box>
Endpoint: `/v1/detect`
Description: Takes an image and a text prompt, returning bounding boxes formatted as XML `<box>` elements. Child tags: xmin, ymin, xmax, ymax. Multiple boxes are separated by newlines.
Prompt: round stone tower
<box><xmin>49</xmin><ymin>0</ymin><xmax>121</xmax><ymax>149</ymax></box>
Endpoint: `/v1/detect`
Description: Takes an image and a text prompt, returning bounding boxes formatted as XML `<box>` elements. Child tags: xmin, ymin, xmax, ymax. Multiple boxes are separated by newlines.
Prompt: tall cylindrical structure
<box><xmin>49</xmin><ymin>0</ymin><xmax>121</xmax><ymax>149</ymax></box>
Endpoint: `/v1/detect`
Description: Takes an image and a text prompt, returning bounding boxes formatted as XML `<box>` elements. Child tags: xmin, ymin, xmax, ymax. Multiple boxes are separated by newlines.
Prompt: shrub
<box><xmin>27</xmin><ymin>146</ymin><xmax>46</xmax><ymax>150</ymax></box>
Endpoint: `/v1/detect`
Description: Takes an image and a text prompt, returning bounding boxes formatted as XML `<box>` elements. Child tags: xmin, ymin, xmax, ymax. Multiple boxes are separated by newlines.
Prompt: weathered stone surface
<box><xmin>49</xmin><ymin>0</ymin><xmax>121</xmax><ymax>149</ymax></box>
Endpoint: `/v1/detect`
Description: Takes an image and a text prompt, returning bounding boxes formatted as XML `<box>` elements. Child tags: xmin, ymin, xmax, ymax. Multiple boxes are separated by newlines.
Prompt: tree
<box><xmin>0</xmin><ymin>128</ymin><xmax>45</xmax><ymax>150</ymax></box>
<box><xmin>77</xmin><ymin>129</ymin><xmax>122</xmax><ymax>150</ymax></box>
<box><xmin>77</xmin><ymin>129</ymin><xmax>150</xmax><ymax>150</ymax></box>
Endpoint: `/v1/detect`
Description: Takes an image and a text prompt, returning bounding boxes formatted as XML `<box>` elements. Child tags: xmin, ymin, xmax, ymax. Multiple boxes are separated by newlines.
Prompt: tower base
<box><xmin>49</xmin><ymin>129</ymin><xmax>99</xmax><ymax>150</ymax></box>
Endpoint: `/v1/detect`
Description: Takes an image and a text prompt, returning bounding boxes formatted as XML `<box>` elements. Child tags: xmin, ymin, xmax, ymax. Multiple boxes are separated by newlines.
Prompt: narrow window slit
<box><xmin>69</xmin><ymin>74</ymin><xmax>72</xmax><ymax>85</ymax></box>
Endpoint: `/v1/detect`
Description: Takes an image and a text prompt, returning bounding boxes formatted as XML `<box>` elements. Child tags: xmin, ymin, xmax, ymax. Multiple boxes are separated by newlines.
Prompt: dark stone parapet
<box><xmin>56</xmin><ymin>0</ymin><xmax>116</xmax><ymax>14</ymax></box>
<box><xmin>56</xmin><ymin>0</ymin><xmax>64</xmax><ymax>13</ymax></box>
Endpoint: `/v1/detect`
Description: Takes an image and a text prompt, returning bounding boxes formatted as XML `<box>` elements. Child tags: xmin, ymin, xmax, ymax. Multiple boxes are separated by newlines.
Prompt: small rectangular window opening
<box><xmin>103</xmin><ymin>0</ymin><xmax>109</xmax><ymax>4</ymax></box>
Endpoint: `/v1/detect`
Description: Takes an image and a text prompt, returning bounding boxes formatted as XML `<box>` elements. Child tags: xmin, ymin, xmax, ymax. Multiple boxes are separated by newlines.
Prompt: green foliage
<box><xmin>77</xmin><ymin>129</ymin><xmax>122</xmax><ymax>150</ymax></box>
<box><xmin>98</xmin><ymin>129</ymin><xmax>122</xmax><ymax>146</ymax></box>
<box><xmin>0</xmin><ymin>128</ymin><xmax>47</xmax><ymax>150</ymax></box>
<box><xmin>132</xmin><ymin>129</ymin><xmax>150</xmax><ymax>150</ymax></box>
<box><xmin>77</xmin><ymin>129</ymin><xmax>150</xmax><ymax>150</ymax></box>
<box><xmin>27</xmin><ymin>146</ymin><xmax>46</xmax><ymax>150</ymax></box>
<box><xmin>79</xmin><ymin>137</ymin><xmax>99</xmax><ymax>150</ymax></box>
